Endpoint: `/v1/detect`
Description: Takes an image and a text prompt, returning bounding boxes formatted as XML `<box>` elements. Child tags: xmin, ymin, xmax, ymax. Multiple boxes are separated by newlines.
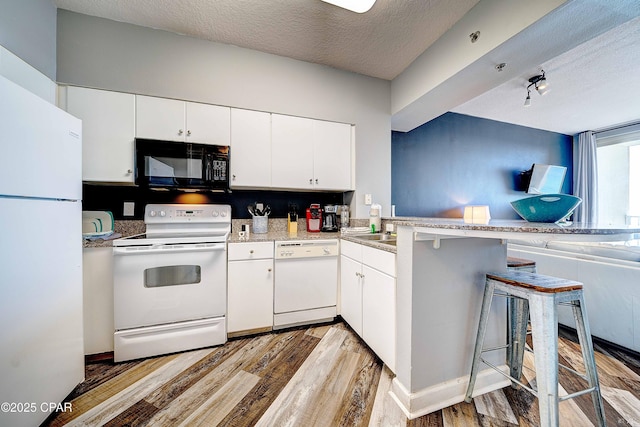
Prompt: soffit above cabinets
<box><xmin>53</xmin><ymin>0</ymin><xmax>478</xmax><ymax>81</ymax></box>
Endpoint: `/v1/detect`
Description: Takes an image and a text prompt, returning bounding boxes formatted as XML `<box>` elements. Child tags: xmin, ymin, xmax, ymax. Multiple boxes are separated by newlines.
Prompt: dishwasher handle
<box><xmin>113</xmin><ymin>243</ymin><xmax>226</xmax><ymax>256</ymax></box>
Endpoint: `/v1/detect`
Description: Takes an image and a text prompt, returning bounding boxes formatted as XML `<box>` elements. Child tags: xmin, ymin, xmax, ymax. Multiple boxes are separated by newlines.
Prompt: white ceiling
<box><xmin>54</xmin><ymin>0</ymin><xmax>640</xmax><ymax>135</ymax></box>
<box><xmin>452</xmin><ymin>15</ymin><xmax>640</xmax><ymax>135</ymax></box>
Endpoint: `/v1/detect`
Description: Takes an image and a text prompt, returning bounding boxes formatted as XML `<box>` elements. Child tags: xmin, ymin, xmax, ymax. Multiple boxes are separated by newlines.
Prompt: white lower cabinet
<box><xmin>227</xmin><ymin>242</ymin><xmax>274</xmax><ymax>336</ymax></box>
<box><xmin>340</xmin><ymin>254</ymin><xmax>363</xmax><ymax>336</ymax></box>
<box><xmin>340</xmin><ymin>239</ymin><xmax>396</xmax><ymax>372</ymax></box>
<box><xmin>82</xmin><ymin>247</ymin><xmax>115</xmax><ymax>355</ymax></box>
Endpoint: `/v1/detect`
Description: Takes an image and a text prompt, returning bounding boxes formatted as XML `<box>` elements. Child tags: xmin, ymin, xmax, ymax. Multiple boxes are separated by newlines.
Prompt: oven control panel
<box><xmin>145</xmin><ymin>204</ymin><xmax>231</xmax><ymax>223</ymax></box>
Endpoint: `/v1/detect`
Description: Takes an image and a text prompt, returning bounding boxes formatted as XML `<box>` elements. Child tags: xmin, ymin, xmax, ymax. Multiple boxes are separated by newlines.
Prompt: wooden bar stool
<box><xmin>507</xmin><ymin>256</ymin><xmax>537</xmax><ymax>273</ymax></box>
<box><xmin>465</xmin><ymin>271</ymin><xmax>606</xmax><ymax>427</ymax></box>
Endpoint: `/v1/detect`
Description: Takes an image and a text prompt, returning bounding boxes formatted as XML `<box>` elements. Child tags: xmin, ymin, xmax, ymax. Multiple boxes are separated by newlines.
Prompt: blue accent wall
<box><xmin>392</xmin><ymin>113</ymin><xmax>573</xmax><ymax>219</ymax></box>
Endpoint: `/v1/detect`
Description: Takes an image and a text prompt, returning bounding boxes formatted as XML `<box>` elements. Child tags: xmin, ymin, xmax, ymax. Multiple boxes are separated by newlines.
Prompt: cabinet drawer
<box><xmin>362</xmin><ymin>245</ymin><xmax>396</xmax><ymax>277</ymax></box>
<box><xmin>340</xmin><ymin>239</ymin><xmax>362</xmax><ymax>261</ymax></box>
<box><xmin>228</xmin><ymin>241</ymin><xmax>274</xmax><ymax>260</ymax></box>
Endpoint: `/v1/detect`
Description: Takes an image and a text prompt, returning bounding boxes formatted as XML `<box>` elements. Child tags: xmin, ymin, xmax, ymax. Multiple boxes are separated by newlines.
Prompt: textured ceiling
<box><xmin>452</xmin><ymin>15</ymin><xmax>640</xmax><ymax>135</ymax></box>
<box><xmin>54</xmin><ymin>0</ymin><xmax>640</xmax><ymax>135</ymax></box>
<box><xmin>53</xmin><ymin>0</ymin><xmax>478</xmax><ymax>80</ymax></box>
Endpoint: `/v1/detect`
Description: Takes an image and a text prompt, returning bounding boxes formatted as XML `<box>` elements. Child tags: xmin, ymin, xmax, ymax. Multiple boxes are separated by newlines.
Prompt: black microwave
<box><xmin>135</xmin><ymin>139</ymin><xmax>230</xmax><ymax>191</ymax></box>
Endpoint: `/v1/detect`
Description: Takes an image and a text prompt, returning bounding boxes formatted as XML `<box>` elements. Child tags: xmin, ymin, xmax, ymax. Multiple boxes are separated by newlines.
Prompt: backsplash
<box><xmin>83</xmin><ymin>184</ymin><xmax>353</xmax><ymax>220</ymax></box>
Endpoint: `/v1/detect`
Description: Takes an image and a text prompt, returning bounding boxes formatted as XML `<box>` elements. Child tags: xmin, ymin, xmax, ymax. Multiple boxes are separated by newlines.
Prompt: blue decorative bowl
<box><xmin>510</xmin><ymin>194</ymin><xmax>582</xmax><ymax>223</ymax></box>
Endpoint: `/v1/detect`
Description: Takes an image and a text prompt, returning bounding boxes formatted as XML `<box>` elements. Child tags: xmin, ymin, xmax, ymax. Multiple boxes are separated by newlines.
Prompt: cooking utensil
<box><xmin>249</xmin><ymin>202</ymin><xmax>270</xmax><ymax>216</ymax></box>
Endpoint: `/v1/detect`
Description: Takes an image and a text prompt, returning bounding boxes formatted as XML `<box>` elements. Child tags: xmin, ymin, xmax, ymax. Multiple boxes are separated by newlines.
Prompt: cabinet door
<box><xmin>230</xmin><ymin>109</ymin><xmax>271</xmax><ymax>188</ymax></box>
<box><xmin>65</xmin><ymin>87</ymin><xmax>135</xmax><ymax>183</ymax></box>
<box><xmin>227</xmin><ymin>259</ymin><xmax>274</xmax><ymax>333</ymax></box>
<box><xmin>271</xmin><ymin>114</ymin><xmax>314</xmax><ymax>189</ymax></box>
<box><xmin>185</xmin><ymin>102</ymin><xmax>230</xmax><ymax>145</ymax></box>
<box><xmin>313</xmin><ymin>120</ymin><xmax>352</xmax><ymax>190</ymax></box>
<box><xmin>136</xmin><ymin>95</ymin><xmax>185</xmax><ymax>141</ymax></box>
<box><xmin>340</xmin><ymin>255</ymin><xmax>363</xmax><ymax>336</ymax></box>
<box><xmin>82</xmin><ymin>247</ymin><xmax>114</xmax><ymax>354</ymax></box>
<box><xmin>362</xmin><ymin>265</ymin><xmax>395</xmax><ymax>371</ymax></box>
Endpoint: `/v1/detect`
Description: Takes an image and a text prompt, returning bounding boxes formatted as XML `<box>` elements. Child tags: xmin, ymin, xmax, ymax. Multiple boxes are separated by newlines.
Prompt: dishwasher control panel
<box><xmin>275</xmin><ymin>240</ymin><xmax>338</xmax><ymax>259</ymax></box>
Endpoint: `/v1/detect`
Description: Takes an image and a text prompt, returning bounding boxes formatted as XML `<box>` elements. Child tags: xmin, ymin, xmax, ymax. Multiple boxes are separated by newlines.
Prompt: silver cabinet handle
<box><xmin>127</xmin><ymin>169</ymin><xmax>132</xmax><ymax>174</ymax></box>
<box><xmin>309</xmin><ymin>178</ymin><xmax>313</xmax><ymax>184</ymax></box>
<box><xmin>315</xmin><ymin>178</ymin><xmax>319</xmax><ymax>184</ymax></box>
<box><xmin>187</xmin><ymin>130</ymin><xmax>191</xmax><ymax>136</ymax></box>
<box><xmin>249</xmin><ymin>250</ymin><xmax>254</xmax><ymax>254</ymax></box>
<box><xmin>232</xmin><ymin>175</ymin><xmax>236</xmax><ymax>180</ymax></box>
<box><xmin>268</xmin><ymin>268</ymin><xmax>272</xmax><ymax>272</ymax></box>
<box><xmin>178</xmin><ymin>129</ymin><xmax>184</xmax><ymax>135</ymax></box>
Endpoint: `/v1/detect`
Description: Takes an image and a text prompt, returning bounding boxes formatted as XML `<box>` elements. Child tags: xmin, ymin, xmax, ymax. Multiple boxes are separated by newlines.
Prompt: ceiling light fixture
<box><xmin>320</xmin><ymin>0</ymin><xmax>377</xmax><ymax>13</ymax></box>
<box><xmin>524</xmin><ymin>70</ymin><xmax>550</xmax><ymax>106</ymax></box>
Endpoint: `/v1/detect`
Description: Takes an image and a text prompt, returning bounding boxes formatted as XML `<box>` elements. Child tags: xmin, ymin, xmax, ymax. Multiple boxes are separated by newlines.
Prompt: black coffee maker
<box><xmin>322</xmin><ymin>204</ymin><xmax>339</xmax><ymax>232</ymax></box>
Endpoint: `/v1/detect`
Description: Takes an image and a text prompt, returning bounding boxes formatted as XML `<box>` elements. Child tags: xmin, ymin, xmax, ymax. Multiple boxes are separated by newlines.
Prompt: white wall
<box><xmin>0</xmin><ymin>0</ymin><xmax>57</xmax><ymax>80</ymax></box>
<box><xmin>0</xmin><ymin>46</ymin><xmax>57</xmax><ymax>103</ymax></box>
<box><xmin>56</xmin><ymin>10</ymin><xmax>391</xmax><ymax>218</ymax></box>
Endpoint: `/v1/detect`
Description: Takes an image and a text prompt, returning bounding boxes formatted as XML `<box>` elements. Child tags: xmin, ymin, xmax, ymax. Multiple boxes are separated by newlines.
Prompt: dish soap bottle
<box><xmin>369</xmin><ymin>203</ymin><xmax>381</xmax><ymax>233</ymax></box>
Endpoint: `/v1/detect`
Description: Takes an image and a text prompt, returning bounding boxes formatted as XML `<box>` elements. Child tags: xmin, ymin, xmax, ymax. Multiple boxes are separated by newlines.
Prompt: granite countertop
<box><xmin>339</xmin><ymin>234</ymin><xmax>397</xmax><ymax>253</ymax></box>
<box><xmin>385</xmin><ymin>217</ymin><xmax>640</xmax><ymax>242</ymax></box>
<box><xmin>84</xmin><ymin>219</ymin><xmax>345</xmax><ymax>248</ymax></box>
<box><xmin>84</xmin><ymin>217</ymin><xmax>640</xmax><ymax>249</ymax></box>
<box><xmin>228</xmin><ymin>229</ymin><xmax>341</xmax><ymax>243</ymax></box>
<box><xmin>83</xmin><ymin>220</ymin><xmax>145</xmax><ymax>248</ymax></box>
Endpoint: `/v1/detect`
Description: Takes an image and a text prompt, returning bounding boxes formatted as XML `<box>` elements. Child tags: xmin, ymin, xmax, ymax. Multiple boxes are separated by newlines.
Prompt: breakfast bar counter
<box><xmin>387</xmin><ymin>217</ymin><xmax>640</xmax><ymax>419</ymax></box>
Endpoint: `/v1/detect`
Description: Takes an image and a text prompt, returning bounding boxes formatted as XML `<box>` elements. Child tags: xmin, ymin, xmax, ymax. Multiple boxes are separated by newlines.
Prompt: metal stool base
<box><xmin>464</xmin><ymin>271</ymin><xmax>606</xmax><ymax>427</ymax></box>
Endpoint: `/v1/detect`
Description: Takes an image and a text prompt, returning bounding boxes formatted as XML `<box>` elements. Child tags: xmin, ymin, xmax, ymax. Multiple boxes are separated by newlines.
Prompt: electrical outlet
<box><xmin>123</xmin><ymin>202</ymin><xmax>135</xmax><ymax>217</ymax></box>
<box><xmin>364</xmin><ymin>194</ymin><xmax>372</xmax><ymax>205</ymax></box>
<box><xmin>385</xmin><ymin>223</ymin><xmax>394</xmax><ymax>233</ymax></box>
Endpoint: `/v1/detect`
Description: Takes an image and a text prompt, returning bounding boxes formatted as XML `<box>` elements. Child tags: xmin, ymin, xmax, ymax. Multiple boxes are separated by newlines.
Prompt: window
<box><xmin>596</xmin><ymin>124</ymin><xmax>640</xmax><ymax>225</ymax></box>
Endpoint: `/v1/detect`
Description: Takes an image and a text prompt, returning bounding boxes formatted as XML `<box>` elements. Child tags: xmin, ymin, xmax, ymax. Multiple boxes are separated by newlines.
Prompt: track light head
<box><xmin>524</xmin><ymin>70</ymin><xmax>550</xmax><ymax>106</ymax></box>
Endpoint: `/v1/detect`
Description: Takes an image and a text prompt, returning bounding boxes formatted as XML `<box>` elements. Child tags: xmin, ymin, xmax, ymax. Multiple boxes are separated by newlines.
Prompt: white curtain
<box><xmin>573</xmin><ymin>131</ymin><xmax>598</xmax><ymax>223</ymax></box>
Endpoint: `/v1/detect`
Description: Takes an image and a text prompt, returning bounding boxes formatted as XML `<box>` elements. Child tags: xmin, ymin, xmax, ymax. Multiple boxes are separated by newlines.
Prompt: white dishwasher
<box><xmin>274</xmin><ymin>239</ymin><xmax>339</xmax><ymax>329</ymax></box>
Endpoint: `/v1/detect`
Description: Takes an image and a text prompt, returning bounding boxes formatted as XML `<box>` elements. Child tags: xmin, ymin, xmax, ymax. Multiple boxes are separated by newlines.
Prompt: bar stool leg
<box><xmin>509</xmin><ymin>297</ymin><xmax>529</xmax><ymax>387</ymax></box>
<box><xmin>465</xmin><ymin>279</ymin><xmax>496</xmax><ymax>403</ymax></box>
<box><xmin>528</xmin><ymin>293</ymin><xmax>560</xmax><ymax>427</ymax></box>
<box><xmin>572</xmin><ymin>295</ymin><xmax>606</xmax><ymax>427</ymax></box>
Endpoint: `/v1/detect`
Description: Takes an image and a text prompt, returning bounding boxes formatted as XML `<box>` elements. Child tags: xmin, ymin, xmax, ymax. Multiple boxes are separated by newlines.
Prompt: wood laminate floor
<box><xmin>43</xmin><ymin>321</ymin><xmax>640</xmax><ymax>426</ymax></box>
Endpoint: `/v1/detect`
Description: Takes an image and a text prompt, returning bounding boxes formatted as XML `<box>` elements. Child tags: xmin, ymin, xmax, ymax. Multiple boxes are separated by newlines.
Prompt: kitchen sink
<box><xmin>352</xmin><ymin>233</ymin><xmax>397</xmax><ymax>245</ymax></box>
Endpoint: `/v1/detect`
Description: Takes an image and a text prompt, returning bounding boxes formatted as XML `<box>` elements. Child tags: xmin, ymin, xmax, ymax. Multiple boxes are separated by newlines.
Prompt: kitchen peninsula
<box><xmin>388</xmin><ymin>218</ymin><xmax>640</xmax><ymax>419</ymax></box>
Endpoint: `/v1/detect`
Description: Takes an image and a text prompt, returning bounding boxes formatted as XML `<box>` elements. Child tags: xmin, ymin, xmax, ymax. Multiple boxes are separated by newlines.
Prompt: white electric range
<box><xmin>112</xmin><ymin>203</ymin><xmax>231</xmax><ymax>362</ymax></box>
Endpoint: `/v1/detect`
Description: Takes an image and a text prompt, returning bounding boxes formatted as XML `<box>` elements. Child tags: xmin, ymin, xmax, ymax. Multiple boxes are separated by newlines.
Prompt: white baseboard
<box><xmin>389</xmin><ymin>365</ymin><xmax>511</xmax><ymax>419</ymax></box>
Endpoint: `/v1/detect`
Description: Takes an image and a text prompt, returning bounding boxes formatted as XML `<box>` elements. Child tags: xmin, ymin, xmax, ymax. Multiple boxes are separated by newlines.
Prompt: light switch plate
<box><xmin>123</xmin><ymin>202</ymin><xmax>135</xmax><ymax>217</ymax></box>
<box><xmin>364</xmin><ymin>194</ymin><xmax>372</xmax><ymax>205</ymax></box>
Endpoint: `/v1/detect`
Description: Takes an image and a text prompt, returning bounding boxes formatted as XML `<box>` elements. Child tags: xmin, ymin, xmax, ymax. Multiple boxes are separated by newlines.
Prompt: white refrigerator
<box><xmin>0</xmin><ymin>75</ymin><xmax>84</xmax><ymax>427</ymax></box>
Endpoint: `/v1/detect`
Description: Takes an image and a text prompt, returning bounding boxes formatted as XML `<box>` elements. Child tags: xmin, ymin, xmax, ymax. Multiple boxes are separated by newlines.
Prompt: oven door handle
<box><xmin>113</xmin><ymin>243</ymin><xmax>226</xmax><ymax>255</ymax></box>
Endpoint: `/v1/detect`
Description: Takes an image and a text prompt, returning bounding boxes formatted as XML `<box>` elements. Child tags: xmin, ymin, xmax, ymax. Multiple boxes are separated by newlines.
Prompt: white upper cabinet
<box><xmin>185</xmin><ymin>101</ymin><xmax>231</xmax><ymax>145</ymax></box>
<box><xmin>313</xmin><ymin>120</ymin><xmax>352</xmax><ymax>191</ymax></box>
<box><xmin>62</xmin><ymin>86</ymin><xmax>135</xmax><ymax>183</ymax></box>
<box><xmin>271</xmin><ymin>114</ymin><xmax>352</xmax><ymax>191</ymax></box>
<box><xmin>136</xmin><ymin>95</ymin><xmax>230</xmax><ymax>145</ymax></box>
<box><xmin>230</xmin><ymin>109</ymin><xmax>272</xmax><ymax>188</ymax></box>
<box><xmin>271</xmin><ymin>114</ymin><xmax>315</xmax><ymax>189</ymax></box>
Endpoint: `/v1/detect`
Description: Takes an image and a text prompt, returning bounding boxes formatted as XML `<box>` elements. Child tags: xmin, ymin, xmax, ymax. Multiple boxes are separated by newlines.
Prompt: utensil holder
<box><xmin>252</xmin><ymin>215</ymin><xmax>268</xmax><ymax>234</ymax></box>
